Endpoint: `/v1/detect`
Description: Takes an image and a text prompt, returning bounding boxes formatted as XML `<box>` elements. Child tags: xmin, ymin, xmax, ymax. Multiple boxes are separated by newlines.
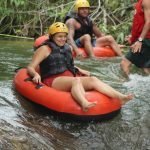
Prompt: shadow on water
<box><xmin>0</xmin><ymin>38</ymin><xmax>150</xmax><ymax>150</ymax></box>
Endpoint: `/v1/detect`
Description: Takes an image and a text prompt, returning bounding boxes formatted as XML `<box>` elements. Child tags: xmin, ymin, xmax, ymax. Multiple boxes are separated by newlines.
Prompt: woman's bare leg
<box><xmin>52</xmin><ymin>77</ymin><xmax>96</xmax><ymax>111</ymax></box>
<box><xmin>80</xmin><ymin>77</ymin><xmax>134</xmax><ymax>105</ymax></box>
<box><xmin>52</xmin><ymin>76</ymin><xmax>133</xmax><ymax>107</ymax></box>
<box><xmin>71</xmin><ymin>78</ymin><xmax>97</xmax><ymax>111</ymax></box>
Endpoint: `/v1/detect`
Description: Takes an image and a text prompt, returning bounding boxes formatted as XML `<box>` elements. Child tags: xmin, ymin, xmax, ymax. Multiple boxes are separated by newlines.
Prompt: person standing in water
<box><xmin>121</xmin><ymin>0</ymin><xmax>150</xmax><ymax>76</ymax></box>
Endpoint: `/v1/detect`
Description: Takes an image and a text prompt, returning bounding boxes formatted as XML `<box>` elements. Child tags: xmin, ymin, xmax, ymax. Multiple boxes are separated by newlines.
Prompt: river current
<box><xmin>0</xmin><ymin>37</ymin><xmax>149</xmax><ymax>150</ymax></box>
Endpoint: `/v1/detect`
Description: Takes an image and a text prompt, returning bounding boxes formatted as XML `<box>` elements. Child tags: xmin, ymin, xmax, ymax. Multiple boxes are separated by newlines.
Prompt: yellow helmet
<box><xmin>74</xmin><ymin>0</ymin><xmax>90</xmax><ymax>12</ymax></box>
<box><xmin>48</xmin><ymin>22</ymin><xmax>68</xmax><ymax>35</ymax></box>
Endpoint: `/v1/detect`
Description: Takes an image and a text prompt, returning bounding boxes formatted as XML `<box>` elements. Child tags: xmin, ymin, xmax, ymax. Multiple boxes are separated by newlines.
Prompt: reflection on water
<box><xmin>0</xmin><ymin>38</ymin><xmax>150</xmax><ymax>150</ymax></box>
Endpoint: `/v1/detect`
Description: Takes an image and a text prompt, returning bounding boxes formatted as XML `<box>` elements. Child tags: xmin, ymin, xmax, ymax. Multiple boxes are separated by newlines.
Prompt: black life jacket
<box><xmin>39</xmin><ymin>40</ymin><xmax>79</xmax><ymax>79</ymax></box>
<box><xmin>64</xmin><ymin>12</ymin><xmax>93</xmax><ymax>40</ymax></box>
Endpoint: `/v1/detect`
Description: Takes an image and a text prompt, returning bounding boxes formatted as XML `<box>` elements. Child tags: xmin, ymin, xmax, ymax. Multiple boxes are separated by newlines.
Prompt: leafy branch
<box><xmin>0</xmin><ymin>0</ymin><xmax>135</xmax><ymax>43</ymax></box>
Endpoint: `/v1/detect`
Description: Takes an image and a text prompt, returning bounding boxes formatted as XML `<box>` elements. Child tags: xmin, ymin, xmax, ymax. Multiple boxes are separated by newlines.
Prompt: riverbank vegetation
<box><xmin>0</xmin><ymin>0</ymin><xmax>136</xmax><ymax>43</ymax></box>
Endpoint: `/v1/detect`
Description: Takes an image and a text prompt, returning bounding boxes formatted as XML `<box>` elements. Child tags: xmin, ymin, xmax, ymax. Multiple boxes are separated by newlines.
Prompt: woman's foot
<box><xmin>120</xmin><ymin>94</ymin><xmax>134</xmax><ymax>105</ymax></box>
<box><xmin>82</xmin><ymin>101</ymin><xmax>97</xmax><ymax>112</ymax></box>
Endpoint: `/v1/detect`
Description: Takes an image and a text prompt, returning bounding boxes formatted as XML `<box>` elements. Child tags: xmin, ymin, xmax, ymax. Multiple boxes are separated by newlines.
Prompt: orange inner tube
<box><xmin>14</xmin><ymin>68</ymin><xmax>121</xmax><ymax>120</ymax></box>
<box><xmin>34</xmin><ymin>35</ymin><xmax>117</xmax><ymax>57</ymax></box>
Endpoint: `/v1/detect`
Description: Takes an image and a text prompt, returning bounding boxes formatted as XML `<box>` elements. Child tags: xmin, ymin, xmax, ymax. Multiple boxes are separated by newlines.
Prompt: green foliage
<box><xmin>10</xmin><ymin>0</ymin><xmax>27</xmax><ymax>7</ymax></box>
<box><xmin>0</xmin><ymin>0</ymin><xmax>135</xmax><ymax>41</ymax></box>
<box><xmin>93</xmin><ymin>0</ymin><xmax>134</xmax><ymax>44</ymax></box>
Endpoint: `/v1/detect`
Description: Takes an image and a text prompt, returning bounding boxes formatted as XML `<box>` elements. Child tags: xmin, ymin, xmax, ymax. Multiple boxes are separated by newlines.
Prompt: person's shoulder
<box><xmin>92</xmin><ymin>21</ymin><xmax>97</xmax><ymax>26</ymax></box>
<box><xmin>88</xmin><ymin>16</ymin><xmax>92</xmax><ymax>20</ymax></box>
<box><xmin>35</xmin><ymin>45</ymin><xmax>51</xmax><ymax>55</ymax></box>
<box><xmin>143</xmin><ymin>0</ymin><xmax>150</xmax><ymax>7</ymax></box>
<box><xmin>66</xmin><ymin>18</ymin><xmax>76</xmax><ymax>25</ymax></box>
<box><xmin>143</xmin><ymin>0</ymin><xmax>150</xmax><ymax>3</ymax></box>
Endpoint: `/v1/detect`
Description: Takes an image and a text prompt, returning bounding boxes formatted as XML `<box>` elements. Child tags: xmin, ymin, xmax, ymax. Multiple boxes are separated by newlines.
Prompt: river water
<box><xmin>0</xmin><ymin>37</ymin><xmax>150</xmax><ymax>150</ymax></box>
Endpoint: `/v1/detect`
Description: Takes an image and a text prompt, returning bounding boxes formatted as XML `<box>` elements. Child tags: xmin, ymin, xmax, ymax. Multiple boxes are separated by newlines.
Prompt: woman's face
<box><xmin>53</xmin><ymin>32</ymin><xmax>67</xmax><ymax>46</ymax></box>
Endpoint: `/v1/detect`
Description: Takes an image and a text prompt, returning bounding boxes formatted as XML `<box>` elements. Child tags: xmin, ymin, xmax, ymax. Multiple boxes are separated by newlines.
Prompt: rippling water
<box><xmin>0</xmin><ymin>37</ymin><xmax>150</xmax><ymax>150</ymax></box>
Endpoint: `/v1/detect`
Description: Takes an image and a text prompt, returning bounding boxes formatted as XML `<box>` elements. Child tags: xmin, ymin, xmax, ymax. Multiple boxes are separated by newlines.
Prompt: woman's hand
<box><xmin>79</xmin><ymin>69</ymin><xmax>91</xmax><ymax>76</ymax></box>
<box><xmin>32</xmin><ymin>73</ymin><xmax>41</xmax><ymax>84</ymax></box>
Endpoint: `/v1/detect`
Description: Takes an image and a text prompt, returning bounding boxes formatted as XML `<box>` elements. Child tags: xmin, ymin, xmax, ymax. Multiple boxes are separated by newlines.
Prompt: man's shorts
<box><xmin>126</xmin><ymin>39</ymin><xmax>150</xmax><ymax>68</ymax></box>
<box><xmin>75</xmin><ymin>38</ymin><xmax>96</xmax><ymax>48</ymax></box>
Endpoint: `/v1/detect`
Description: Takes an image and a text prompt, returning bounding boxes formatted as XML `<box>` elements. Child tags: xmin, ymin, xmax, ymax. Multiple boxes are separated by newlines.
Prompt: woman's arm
<box><xmin>27</xmin><ymin>46</ymin><xmax>51</xmax><ymax>83</ymax></box>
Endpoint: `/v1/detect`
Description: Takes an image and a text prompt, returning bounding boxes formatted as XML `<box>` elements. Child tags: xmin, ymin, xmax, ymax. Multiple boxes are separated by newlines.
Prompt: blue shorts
<box><xmin>75</xmin><ymin>38</ymin><xmax>96</xmax><ymax>48</ymax></box>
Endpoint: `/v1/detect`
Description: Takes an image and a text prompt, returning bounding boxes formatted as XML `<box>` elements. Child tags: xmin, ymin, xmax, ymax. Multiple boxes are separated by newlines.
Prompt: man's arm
<box><xmin>131</xmin><ymin>0</ymin><xmax>150</xmax><ymax>53</ymax></box>
<box><xmin>66</xmin><ymin>19</ymin><xmax>82</xmax><ymax>55</ymax></box>
<box><xmin>92</xmin><ymin>23</ymin><xmax>103</xmax><ymax>38</ymax></box>
<box><xmin>140</xmin><ymin>0</ymin><xmax>150</xmax><ymax>39</ymax></box>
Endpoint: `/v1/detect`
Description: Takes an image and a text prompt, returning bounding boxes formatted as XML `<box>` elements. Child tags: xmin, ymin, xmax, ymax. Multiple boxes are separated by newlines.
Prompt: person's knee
<box><xmin>105</xmin><ymin>35</ymin><xmax>115</xmax><ymax>43</ymax></box>
<box><xmin>82</xmin><ymin>34</ymin><xmax>91</xmax><ymax>42</ymax></box>
<box><xmin>72</xmin><ymin>77</ymin><xmax>81</xmax><ymax>86</ymax></box>
<box><xmin>121</xmin><ymin>58</ymin><xmax>130</xmax><ymax>68</ymax></box>
<box><xmin>143</xmin><ymin>68</ymin><xmax>150</xmax><ymax>74</ymax></box>
<box><xmin>90</xmin><ymin>76</ymin><xmax>99</xmax><ymax>83</ymax></box>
